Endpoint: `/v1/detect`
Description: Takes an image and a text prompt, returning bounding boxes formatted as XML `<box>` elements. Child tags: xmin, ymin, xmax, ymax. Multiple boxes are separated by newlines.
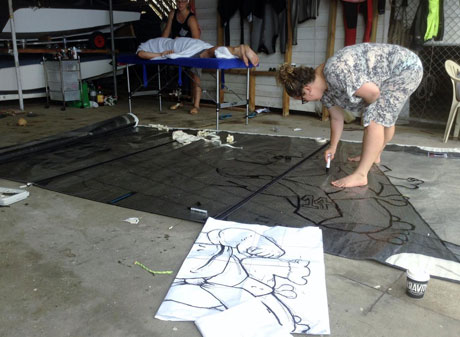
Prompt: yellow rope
<box><xmin>134</xmin><ymin>261</ymin><xmax>173</xmax><ymax>275</ymax></box>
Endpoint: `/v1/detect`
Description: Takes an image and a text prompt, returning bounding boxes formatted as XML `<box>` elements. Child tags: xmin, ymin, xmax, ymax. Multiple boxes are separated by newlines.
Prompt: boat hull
<box><xmin>1</xmin><ymin>7</ymin><xmax>141</xmax><ymax>40</ymax></box>
<box><xmin>0</xmin><ymin>55</ymin><xmax>124</xmax><ymax>100</ymax></box>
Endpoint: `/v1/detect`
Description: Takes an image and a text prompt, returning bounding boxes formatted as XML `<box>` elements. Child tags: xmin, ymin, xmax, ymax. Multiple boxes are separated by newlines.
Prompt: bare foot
<box><xmin>169</xmin><ymin>102</ymin><xmax>183</xmax><ymax>110</ymax></box>
<box><xmin>243</xmin><ymin>45</ymin><xmax>259</xmax><ymax>66</ymax></box>
<box><xmin>189</xmin><ymin>107</ymin><xmax>199</xmax><ymax>115</ymax></box>
<box><xmin>348</xmin><ymin>155</ymin><xmax>381</xmax><ymax>164</ymax></box>
<box><xmin>235</xmin><ymin>45</ymin><xmax>259</xmax><ymax>67</ymax></box>
<box><xmin>331</xmin><ymin>172</ymin><xmax>368</xmax><ymax>188</ymax></box>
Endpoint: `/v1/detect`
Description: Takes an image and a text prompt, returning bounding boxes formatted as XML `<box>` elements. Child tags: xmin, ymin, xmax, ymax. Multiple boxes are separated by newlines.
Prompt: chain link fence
<box><xmin>388</xmin><ymin>0</ymin><xmax>460</xmax><ymax>124</ymax></box>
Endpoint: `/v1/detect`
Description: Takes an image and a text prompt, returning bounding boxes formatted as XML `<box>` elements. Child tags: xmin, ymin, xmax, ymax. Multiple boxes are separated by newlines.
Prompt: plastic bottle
<box><xmin>71</xmin><ymin>46</ymin><xmax>78</xmax><ymax>60</ymax></box>
<box><xmin>80</xmin><ymin>82</ymin><xmax>90</xmax><ymax>108</ymax></box>
<box><xmin>89</xmin><ymin>83</ymin><xmax>97</xmax><ymax>102</ymax></box>
<box><xmin>97</xmin><ymin>86</ymin><xmax>104</xmax><ymax>105</ymax></box>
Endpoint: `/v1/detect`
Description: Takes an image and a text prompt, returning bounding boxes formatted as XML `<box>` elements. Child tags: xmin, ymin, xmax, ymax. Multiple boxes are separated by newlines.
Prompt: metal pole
<box><xmin>216</xmin><ymin>70</ymin><xmax>220</xmax><ymax>130</ymax></box>
<box><xmin>158</xmin><ymin>65</ymin><xmax>162</xmax><ymax>111</ymax></box>
<box><xmin>109</xmin><ymin>0</ymin><xmax>117</xmax><ymax>98</ymax></box>
<box><xmin>246</xmin><ymin>67</ymin><xmax>250</xmax><ymax>125</ymax></box>
<box><xmin>126</xmin><ymin>65</ymin><xmax>132</xmax><ymax>113</ymax></box>
<box><xmin>8</xmin><ymin>0</ymin><xmax>24</xmax><ymax>110</ymax></box>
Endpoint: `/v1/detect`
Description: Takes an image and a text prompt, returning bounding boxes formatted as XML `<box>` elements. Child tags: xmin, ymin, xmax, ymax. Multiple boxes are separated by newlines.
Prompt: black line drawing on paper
<box><xmin>160</xmin><ymin>227</ymin><xmax>312</xmax><ymax>333</ymax></box>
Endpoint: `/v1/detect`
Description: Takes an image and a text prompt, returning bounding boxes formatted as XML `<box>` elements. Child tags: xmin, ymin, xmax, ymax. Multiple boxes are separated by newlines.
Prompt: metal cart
<box><xmin>43</xmin><ymin>57</ymin><xmax>82</xmax><ymax>111</ymax></box>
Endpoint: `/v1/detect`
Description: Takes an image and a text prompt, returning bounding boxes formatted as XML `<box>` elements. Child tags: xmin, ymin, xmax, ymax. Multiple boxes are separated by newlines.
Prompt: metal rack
<box><xmin>43</xmin><ymin>57</ymin><xmax>82</xmax><ymax>111</ymax></box>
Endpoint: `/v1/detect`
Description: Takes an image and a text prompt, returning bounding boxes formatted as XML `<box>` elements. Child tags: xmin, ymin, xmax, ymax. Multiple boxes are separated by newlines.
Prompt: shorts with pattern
<box><xmin>321</xmin><ymin>43</ymin><xmax>424</xmax><ymax>127</ymax></box>
<box><xmin>363</xmin><ymin>54</ymin><xmax>423</xmax><ymax>127</ymax></box>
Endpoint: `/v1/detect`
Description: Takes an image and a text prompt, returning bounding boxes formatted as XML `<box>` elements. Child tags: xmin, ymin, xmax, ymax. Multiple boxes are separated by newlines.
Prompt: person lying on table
<box><xmin>136</xmin><ymin>37</ymin><xmax>259</xmax><ymax>69</ymax></box>
<box><xmin>136</xmin><ymin>37</ymin><xmax>259</xmax><ymax>115</ymax></box>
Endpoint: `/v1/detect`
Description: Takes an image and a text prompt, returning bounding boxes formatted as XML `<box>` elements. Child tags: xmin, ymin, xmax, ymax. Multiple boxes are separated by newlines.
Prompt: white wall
<box><xmin>195</xmin><ymin>0</ymin><xmax>391</xmax><ymax>113</ymax></box>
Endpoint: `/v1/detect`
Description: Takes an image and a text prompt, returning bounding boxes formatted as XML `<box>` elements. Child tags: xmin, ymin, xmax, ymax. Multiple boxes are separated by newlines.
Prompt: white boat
<box><xmin>0</xmin><ymin>0</ymin><xmax>142</xmax><ymax>40</ymax></box>
<box><xmin>0</xmin><ymin>54</ymin><xmax>124</xmax><ymax>101</ymax></box>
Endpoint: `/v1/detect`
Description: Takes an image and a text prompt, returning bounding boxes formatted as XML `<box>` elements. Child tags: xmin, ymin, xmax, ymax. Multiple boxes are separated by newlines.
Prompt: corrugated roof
<box><xmin>133</xmin><ymin>0</ymin><xmax>176</xmax><ymax>20</ymax></box>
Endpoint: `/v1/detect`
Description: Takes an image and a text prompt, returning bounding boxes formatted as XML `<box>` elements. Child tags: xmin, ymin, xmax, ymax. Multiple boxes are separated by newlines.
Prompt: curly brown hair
<box><xmin>276</xmin><ymin>63</ymin><xmax>316</xmax><ymax>98</ymax></box>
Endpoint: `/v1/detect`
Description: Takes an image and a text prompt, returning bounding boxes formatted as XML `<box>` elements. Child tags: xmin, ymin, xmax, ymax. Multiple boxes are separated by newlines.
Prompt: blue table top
<box><xmin>117</xmin><ymin>53</ymin><xmax>254</xmax><ymax>70</ymax></box>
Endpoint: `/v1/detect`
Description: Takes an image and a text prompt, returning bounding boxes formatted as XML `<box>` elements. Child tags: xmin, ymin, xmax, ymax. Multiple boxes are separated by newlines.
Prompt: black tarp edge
<box><xmin>0</xmin><ymin>113</ymin><xmax>138</xmax><ymax>164</ymax></box>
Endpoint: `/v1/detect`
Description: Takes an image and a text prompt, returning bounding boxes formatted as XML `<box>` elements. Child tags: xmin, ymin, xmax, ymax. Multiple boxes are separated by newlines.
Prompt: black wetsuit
<box><xmin>341</xmin><ymin>0</ymin><xmax>385</xmax><ymax>46</ymax></box>
<box><xmin>342</xmin><ymin>0</ymin><xmax>373</xmax><ymax>46</ymax></box>
<box><xmin>218</xmin><ymin>0</ymin><xmax>321</xmax><ymax>54</ymax></box>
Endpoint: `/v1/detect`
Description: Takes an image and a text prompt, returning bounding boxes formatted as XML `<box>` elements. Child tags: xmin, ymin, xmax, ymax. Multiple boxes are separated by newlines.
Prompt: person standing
<box><xmin>162</xmin><ymin>0</ymin><xmax>202</xmax><ymax>114</ymax></box>
<box><xmin>276</xmin><ymin>43</ymin><xmax>423</xmax><ymax>188</ymax></box>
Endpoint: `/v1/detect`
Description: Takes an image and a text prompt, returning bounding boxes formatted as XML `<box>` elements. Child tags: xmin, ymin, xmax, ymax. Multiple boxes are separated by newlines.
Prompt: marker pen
<box><xmin>189</xmin><ymin>207</ymin><xmax>208</xmax><ymax>216</ymax></box>
<box><xmin>326</xmin><ymin>154</ymin><xmax>331</xmax><ymax>173</ymax></box>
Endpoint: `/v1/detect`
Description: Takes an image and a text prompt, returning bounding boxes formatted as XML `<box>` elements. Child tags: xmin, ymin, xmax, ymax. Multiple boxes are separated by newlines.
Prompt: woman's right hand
<box><xmin>161</xmin><ymin>50</ymin><xmax>174</xmax><ymax>57</ymax></box>
<box><xmin>324</xmin><ymin>147</ymin><xmax>336</xmax><ymax>162</ymax></box>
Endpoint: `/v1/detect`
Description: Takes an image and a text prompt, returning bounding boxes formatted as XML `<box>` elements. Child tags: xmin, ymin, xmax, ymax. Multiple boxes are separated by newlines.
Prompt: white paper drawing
<box><xmin>156</xmin><ymin>218</ymin><xmax>330</xmax><ymax>335</ymax></box>
<box><xmin>195</xmin><ymin>297</ymin><xmax>293</xmax><ymax>337</ymax></box>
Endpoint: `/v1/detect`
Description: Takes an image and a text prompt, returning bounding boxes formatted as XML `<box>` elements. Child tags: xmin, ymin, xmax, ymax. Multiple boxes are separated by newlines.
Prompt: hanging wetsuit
<box><xmin>218</xmin><ymin>0</ymin><xmax>242</xmax><ymax>46</ymax></box>
<box><xmin>279</xmin><ymin>0</ymin><xmax>299</xmax><ymax>53</ymax></box>
<box><xmin>424</xmin><ymin>0</ymin><xmax>444</xmax><ymax>41</ymax></box>
<box><xmin>251</xmin><ymin>0</ymin><xmax>285</xmax><ymax>54</ymax></box>
<box><xmin>239</xmin><ymin>0</ymin><xmax>254</xmax><ymax>44</ymax></box>
<box><xmin>341</xmin><ymin>0</ymin><xmax>373</xmax><ymax>46</ymax></box>
<box><xmin>279</xmin><ymin>0</ymin><xmax>321</xmax><ymax>53</ymax></box>
<box><xmin>171</xmin><ymin>9</ymin><xmax>195</xmax><ymax>38</ymax></box>
<box><xmin>410</xmin><ymin>0</ymin><xmax>444</xmax><ymax>50</ymax></box>
<box><xmin>217</xmin><ymin>0</ymin><xmax>256</xmax><ymax>45</ymax></box>
<box><xmin>298</xmin><ymin>0</ymin><xmax>321</xmax><ymax>24</ymax></box>
<box><xmin>249</xmin><ymin>0</ymin><xmax>266</xmax><ymax>51</ymax></box>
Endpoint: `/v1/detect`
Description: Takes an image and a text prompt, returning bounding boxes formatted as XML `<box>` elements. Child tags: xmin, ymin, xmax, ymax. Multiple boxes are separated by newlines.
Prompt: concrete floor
<box><xmin>0</xmin><ymin>96</ymin><xmax>459</xmax><ymax>337</ymax></box>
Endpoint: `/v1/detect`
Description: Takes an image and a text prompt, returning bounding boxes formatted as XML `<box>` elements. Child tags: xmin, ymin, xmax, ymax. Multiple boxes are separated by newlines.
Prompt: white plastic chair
<box><xmin>443</xmin><ymin>60</ymin><xmax>460</xmax><ymax>143</ymax></box>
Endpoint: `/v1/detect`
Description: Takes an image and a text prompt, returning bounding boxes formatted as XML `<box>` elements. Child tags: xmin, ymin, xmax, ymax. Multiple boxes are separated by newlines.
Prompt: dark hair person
<box><xmin>162</xmin><ymin>0</ymin><xmax>200</xmax><ymax>39</ymax></box>
<box><xmin>162</xmin><ymin>0</ymin><xmax>202</xmax><ymax>114</ymax></box>
<box><xmin>277</xmin><ymin>43</ymin><xmax>423</xmax><ymax>188</ymax></box>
